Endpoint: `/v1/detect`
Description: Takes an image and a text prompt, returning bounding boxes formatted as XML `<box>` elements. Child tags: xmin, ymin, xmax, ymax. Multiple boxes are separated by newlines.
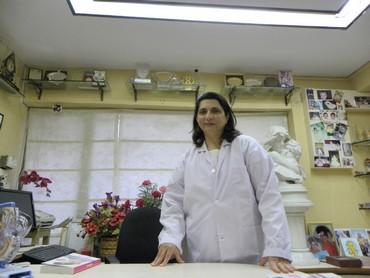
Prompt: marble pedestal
<box><xmin>279</xmin><ymin>182</ymin><xmax>319</xmax><ymax>266</ymax></box>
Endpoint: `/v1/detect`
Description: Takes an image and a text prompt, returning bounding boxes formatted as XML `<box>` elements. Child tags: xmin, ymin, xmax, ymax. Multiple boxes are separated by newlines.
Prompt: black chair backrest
<box><xmin>115</xmin><ymin>207</ymin><xmax>162</xmax><ymax>263</ymax></box>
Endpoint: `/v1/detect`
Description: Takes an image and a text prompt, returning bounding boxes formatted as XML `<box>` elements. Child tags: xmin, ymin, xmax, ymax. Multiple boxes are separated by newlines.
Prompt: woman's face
<box><xmin>196</xmin><ymin>99</ymin><xmax>228</xmax><ymax>137</ymax></box>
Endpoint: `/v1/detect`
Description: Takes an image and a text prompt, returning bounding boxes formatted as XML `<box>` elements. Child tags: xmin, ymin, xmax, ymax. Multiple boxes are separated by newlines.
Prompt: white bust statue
<box><xmin>264</xmin><ymin>126</ymin><xmax>305</xmax><ymax>184</ymax></box>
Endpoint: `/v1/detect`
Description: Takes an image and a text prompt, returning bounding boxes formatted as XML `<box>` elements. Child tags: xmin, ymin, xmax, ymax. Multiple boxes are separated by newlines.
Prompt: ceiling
<box><xmin>0</xmin><ymin>0</ymin><xmax>369</xmax><ymax>77</ymax></box>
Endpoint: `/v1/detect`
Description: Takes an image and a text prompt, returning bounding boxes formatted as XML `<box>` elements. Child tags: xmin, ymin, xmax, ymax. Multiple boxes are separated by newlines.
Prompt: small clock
<box><xmin>0</xmin><ymin>53</ymin><xmax>16</xmax><ymax>82</ymax></box>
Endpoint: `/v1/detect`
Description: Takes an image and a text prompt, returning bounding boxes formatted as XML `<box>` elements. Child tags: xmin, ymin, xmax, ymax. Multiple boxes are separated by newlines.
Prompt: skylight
<box><xmin>68</xmin><ymin>0</ymin><xmax>370</xmax><ymax>28</ymax></box>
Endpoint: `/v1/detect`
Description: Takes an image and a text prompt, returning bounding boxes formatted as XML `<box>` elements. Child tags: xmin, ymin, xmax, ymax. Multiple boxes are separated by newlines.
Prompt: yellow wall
<box><xmin>0</xmin><ymin>42</ymin><xmax>28</xmax><ymax>188</ymax></box>
<box><xmin>21</xmin><ymin>68</ymin><xmax>370</xmax><ymax>230</ymax></box>
<box><xmin>2</xmin><ymin>33</ymin><xmax>369</xmax><ymax>231</ymax></box>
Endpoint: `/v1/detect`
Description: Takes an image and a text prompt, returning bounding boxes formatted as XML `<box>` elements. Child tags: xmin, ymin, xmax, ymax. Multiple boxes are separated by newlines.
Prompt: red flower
<box><xmin>142</xmin><ymin>179</ymin><xmax>151</xmax><ymax>186</ymax></box>
<box><xmin>136</xmin><ymin>198</ymin><xmax>144</xmax><ymax>208</ymax></box>
<box><xmin>109</xmin><ymin>217</ymin><xmax>121</xmax><ymax>227</ymax></box>
<box><xmin>86</xmin><ymin>222</ymin><xmax>98</xmax><ymax>235</ymax></box>
<box><xmin>123</xmin><ymin>200</ymin><xmax>131</xmax><ymax>209</ymax></box>
<box><xmin>137</xmin><ymin>179</ymin><xmax>165</xmax><ymax>208</ymax></box>
<box><xmin>19</xmin><ymin>170</ymin><xmax>53</xmax><ymax>197</ymax></box>
<box><xmin>152</xmin><ymin>191</ymin><xmax>161</xmax><ymax>198</ymax></box>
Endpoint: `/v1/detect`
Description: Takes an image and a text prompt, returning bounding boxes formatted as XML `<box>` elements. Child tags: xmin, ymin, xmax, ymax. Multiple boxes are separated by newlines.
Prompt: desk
<box><xmin>29</xmin><ymin>263</ymin><xmax>282</xmax><ymax>278</ymax></box>
<box><xmin>297</xmin><ymin>262</ymin><xmax>370</xmax><ymax>276</ymax></box>
<box><xmin>28</xmin><ymin>263</ymin><xmax>369</xmax><ymax>278</ymax></box>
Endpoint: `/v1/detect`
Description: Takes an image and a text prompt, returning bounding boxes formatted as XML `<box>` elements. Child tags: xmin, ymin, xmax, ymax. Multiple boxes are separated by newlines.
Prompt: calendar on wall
<box><xmin>305</xmin><ymin>88</ymin><xmax>354</xmax><ymax>169</ymax></box>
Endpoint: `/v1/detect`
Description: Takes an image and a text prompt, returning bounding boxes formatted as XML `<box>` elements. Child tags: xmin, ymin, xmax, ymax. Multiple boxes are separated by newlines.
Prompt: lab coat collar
<box><xmin>197</xmin><ymin>139</ymin><xmax>231</xmax><ymax>153</ymax></box>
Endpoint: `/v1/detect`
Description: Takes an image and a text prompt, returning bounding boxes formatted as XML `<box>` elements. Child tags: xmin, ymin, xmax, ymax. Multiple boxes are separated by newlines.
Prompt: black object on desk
<box><xmin>22</xmin><ymin>244</ymin><xmax>75</xmax><ymax>264</ymax></box>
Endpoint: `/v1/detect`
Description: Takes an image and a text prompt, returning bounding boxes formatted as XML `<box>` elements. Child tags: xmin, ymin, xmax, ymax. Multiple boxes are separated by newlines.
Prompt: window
<box><xmin>23</xmin><ymin>109</ymin><xmax>287</xmax><ymax>241</ymax></box>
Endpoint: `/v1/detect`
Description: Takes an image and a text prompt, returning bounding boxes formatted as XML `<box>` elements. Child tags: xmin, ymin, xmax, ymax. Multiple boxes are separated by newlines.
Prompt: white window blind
<box><xmin>23</xmin><ymin>109</ymin><xmax>287</xmax><ymax>232</ymax></box>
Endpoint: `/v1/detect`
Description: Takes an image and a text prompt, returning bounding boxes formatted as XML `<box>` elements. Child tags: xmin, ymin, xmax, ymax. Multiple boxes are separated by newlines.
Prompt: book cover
<box><xmin>40</xmin><ymin>253</ymin><xmax>101</xmax><ymax>274</ymax></box>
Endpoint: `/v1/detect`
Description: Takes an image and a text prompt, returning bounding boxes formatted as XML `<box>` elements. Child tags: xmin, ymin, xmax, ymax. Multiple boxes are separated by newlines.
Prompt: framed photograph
<box><xmin>306</xmin><ymin>88</ymin><xmax>315</xmax><ymax>100</ymax></box>
<box><xmin>307</xmin><ymin>222</ymin><xmax>334</xmax><ymax>236</ymax></box>
<box><xmin>278</xmin><ymin>70</ymin><xmax>293</xmax><ymax>87</ymax></box>
<box><xmin>225</xmin><ymin>73</ymin><xmax>244</xmax><ymax>87</ymax></box>
<box><xmin>349</xmin><ymin>228</ymin><xmax>370</xmax><ymax>256</ymax></box>
<box><xmin>83</xmin><ymin>71</ymin><xmax>95</xmax><ymax>82</ymax></box>
<box><xmin>308</xmin><ymin>100</ymin><xmax>323</xmax><ymax>111</ymax></box>
<box><xmin>342</xmin><ymin>143</ymin><xmax>352</xmax><ymax>156</ymax></box>
<box><xmin>322</xmin><ymin>100</ymin><xmax>337</xmax><ymax>110</ymax></box>
<box><xmin>0</xmin><ymin>113</ymin><xmax>3</xmax><ymax>129</ymax></box>
<box><xmin>339</xmin><ymin>237</ymin><xmax>363</xmax><ymax>256</ymax></box>
<box><xmin>307</xmin><ymin>222</ymin><xmax>339</xmax><ymax>256</ymax></box>
<box><xmin>316</xmin><ymin>90</ymin><xmax>333</xmax><ymax>100</ymax></box>
<box><xmin>27</xmin><ymin>67</ymin><xmax>43</xmax><ymax>80</ymax></box>
<box><xmin>314</xmin><ymin>156</ymin><xmax>330</xmax><ymax>167</ymax></box>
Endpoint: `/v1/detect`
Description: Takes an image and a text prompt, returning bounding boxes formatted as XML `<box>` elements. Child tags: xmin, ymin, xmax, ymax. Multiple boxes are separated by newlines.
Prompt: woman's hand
<box><xmin>151</xmin><ymin>243</ymin><xmax>184</xmax><ymax>266</ymax></box>
<box><xmin>258</xmin><ymin>256</ymin><xmax>295</xmax><ymax>273</ymax></box>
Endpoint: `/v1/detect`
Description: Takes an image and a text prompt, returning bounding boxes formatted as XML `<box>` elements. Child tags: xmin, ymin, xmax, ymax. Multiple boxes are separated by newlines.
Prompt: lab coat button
<box><xmin>211</xmin><ymin>168</ymin><xmax>216</xmax><ymax>173</ymax></box>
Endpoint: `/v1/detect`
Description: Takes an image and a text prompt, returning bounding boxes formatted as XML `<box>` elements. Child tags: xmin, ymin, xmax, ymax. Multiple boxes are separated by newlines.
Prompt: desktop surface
<box><xmin>29</xmin><ymin>263</ymin><xmax>276</xmax><ymax>278</ymax></box>
<box><xmin>28</xmin><ymin>263</ymin><xmax>370</xmax><ymax>278</ymax></box>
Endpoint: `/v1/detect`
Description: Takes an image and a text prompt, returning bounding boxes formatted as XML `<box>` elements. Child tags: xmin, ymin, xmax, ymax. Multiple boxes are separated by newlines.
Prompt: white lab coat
<box><xmin>158</xmin><ymin>135</ymin><xmax>291</xmax><ymax>264</ymax></box>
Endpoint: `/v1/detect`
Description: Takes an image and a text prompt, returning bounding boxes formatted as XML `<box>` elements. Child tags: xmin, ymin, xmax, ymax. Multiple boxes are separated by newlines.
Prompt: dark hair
<box><xmin>192</xmin><ymin>92</ymin><xmax>241</xmax><ymax>147</ymax></box>
<box><xmin>315</xmin><ymin>225</ymin><xmax>332</xmax><ymax>237</ymax></box>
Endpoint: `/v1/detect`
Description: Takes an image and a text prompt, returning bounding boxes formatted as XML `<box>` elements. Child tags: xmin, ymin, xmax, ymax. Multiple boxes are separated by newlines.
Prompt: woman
<box><xmin>151</xmin><ymin>92</ymin><xmax>294</xmax><ymax>273</ymax></box>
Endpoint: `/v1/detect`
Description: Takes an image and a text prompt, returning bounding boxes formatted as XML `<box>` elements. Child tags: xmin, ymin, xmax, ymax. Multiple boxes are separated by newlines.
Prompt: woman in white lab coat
<box><xmin>151</xmin><ymin>92</ymin><xmax>294</xmax><ymax>273</ymax></box>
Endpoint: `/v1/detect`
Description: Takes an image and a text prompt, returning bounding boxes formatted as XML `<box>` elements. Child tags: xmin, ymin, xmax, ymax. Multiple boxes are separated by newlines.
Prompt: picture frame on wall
<box><xmin>27</xmin><ymin>67</ymin><xmax>43</xmax><ymax>80</ymax></box>
<box><xmin>0</xmin><ymin>113</ymin><xmax>4</xmax><ymax>129</ymax></box>
<box><xmin>278</xmin><ymin>70</ymin><xmax>293</xmax><ymax>88</ymax></box>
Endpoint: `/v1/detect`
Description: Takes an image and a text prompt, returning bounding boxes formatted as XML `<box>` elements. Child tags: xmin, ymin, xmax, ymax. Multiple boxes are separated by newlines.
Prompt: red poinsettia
<box><xmin>19</xmin><ymin>170</ymin><xmax>53</xmax><ymax>197</ymax></box>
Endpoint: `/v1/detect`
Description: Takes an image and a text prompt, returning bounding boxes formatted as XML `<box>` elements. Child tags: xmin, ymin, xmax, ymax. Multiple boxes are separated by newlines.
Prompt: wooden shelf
<box><xmin>224</xmin><ymin>85</ymin><xmax>295</xmax><ymax>106</ymax></box>
<box><xmin>24</xmin><ymin>79</ymin><xmax>110</xmax><ymax>101</ymax></box>
<box><xmin>0</xmin><ymin>76</ymin><xmax>23</xmax><ymax>96</ymax></box>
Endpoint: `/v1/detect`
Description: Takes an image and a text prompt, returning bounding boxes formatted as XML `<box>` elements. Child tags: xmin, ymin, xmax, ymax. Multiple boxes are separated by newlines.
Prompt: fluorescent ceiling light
<box><xmin>68</xmin><ymin>0</ymin><xmax>370</xmax><ymax>28</ymax></box>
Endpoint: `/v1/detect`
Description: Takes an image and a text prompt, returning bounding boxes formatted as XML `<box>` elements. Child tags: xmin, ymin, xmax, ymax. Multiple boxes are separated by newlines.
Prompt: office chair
<box><xmin>107</xmin><ymin>207</ymin><xmax>163</xmax><ymax>263</ymax></box>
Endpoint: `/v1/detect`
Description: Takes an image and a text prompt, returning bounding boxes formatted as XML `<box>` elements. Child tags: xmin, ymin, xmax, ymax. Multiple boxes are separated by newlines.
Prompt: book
<box><xmin>326</xmin><ymin>256</ymin><xmax>363</xmax><ymax>267</ymax></box>
<box><xmin>40</xmin><ymin>253</ymin><xmax>101</xmax><ymax>274</ymax></box>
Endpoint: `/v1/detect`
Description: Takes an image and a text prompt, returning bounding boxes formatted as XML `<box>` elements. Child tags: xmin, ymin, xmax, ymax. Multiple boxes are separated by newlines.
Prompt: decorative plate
<box><xmin>47</xmin><ymin>71</ymin><xmax>67</xmax><ymax>81</ymax></box>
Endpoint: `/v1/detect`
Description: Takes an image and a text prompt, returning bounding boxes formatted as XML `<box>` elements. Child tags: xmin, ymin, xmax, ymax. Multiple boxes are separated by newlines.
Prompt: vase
<box><xmin>94</xmin><ymin>237</ymin><xmax>118</xmax><ymax>258</ymax></box>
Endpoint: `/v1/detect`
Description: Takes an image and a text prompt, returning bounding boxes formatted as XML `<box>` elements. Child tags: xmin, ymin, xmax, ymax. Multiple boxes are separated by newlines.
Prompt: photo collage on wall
<box><xmin>306</xmin><ymin>88</ymin><xmax>354</xmax><ymax>168</ymax></box>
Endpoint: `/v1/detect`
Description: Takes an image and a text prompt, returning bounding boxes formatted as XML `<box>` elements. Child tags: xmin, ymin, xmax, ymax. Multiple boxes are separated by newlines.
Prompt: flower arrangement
<box><xmin>78</xmin><ymin>192</ymin><xmax>131</xmax><ymax>241</ymax></box>
<box><xmin>135</xmin><ymin>179</ymin><xmax>166</xmax><ymax>208</ymax></box>
<box><xmin>19</xmin><ymin>170</ymin><xmax>53</xmax><ymax>197</ymax></box>
<box><xmin>78</xmin><ymin>180</ymin><xmax>166</xmax><ymax>242</ymax></box>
